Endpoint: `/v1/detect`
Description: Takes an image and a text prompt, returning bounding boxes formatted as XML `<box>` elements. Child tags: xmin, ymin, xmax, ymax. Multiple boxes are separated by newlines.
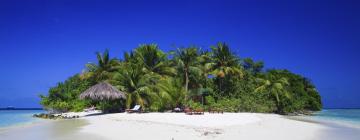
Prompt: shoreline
<box><xmin>0</xmin><ymin>118</ymin><xmax>104</xmax><ymax>140</ymax></box>
<box><xmin>0</xmin><ymin>118</ymin><xmax>54</xmax><ymax>136</ymax></box>
<box><xmin>1</xmin><ymin>112</ymin><xmax>360</xmax><ymax>140</ymax></box>
<box><xmin>287</xmin><ymin>115</ymin><xmax>360</xmax><ymax>129</ymax></box>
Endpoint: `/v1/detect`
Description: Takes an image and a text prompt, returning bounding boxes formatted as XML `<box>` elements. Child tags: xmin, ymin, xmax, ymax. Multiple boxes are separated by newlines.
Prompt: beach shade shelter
<box><xmin>199</xmin><ymin>88</ymin><xmax>211</xmax><ymax>105</ymax></box>
<box><xmin>189</xmin><ymin>88</ymin><xmax>212</xmax><ymax>105</ymax></box>
<box><xmin>79</xmin><ymin>82</ymin><xmax>126</xmax><ymax>111</ymax></box>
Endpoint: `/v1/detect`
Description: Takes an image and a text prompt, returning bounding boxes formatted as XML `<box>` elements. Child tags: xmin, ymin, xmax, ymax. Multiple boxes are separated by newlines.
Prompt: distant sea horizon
<box><xmin>0</xmin><ymin>108</ymin><xmax>43</xmax><ymax>110</ymax></box>
<box><xmin>324</xmin><ymin>107</ymin><xmax>360</xmax><ymax>110</ymax></box>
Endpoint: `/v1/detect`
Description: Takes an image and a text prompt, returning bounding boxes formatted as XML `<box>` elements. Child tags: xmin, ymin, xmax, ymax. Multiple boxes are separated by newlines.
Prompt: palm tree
<box><xmin>84</xmin><ymin>49</ymin><xmax>120</xmax><ymax>82</ymax></box>
<box><xmin>187</xmin><ymin>50</ymin><xmax>213</xmax><ymax>103</ymax></box>
<box><xmin>210</xmin><ymin>43</ymin><xmax>243</xmax><ymax>96</ymax></box>
<box><xmin>112</xmin><ymin>45</ymin><xmax>179</xmax><ymax>110</ymax></box>
<box><xmin>134</xmin><ymin>44</ymin><xmax>175</xmax><ymax>76</ymax></box>
<box><xmin>242</xmin><ymin>58</ymin><xmax>264</xmax><ymax>75</ymax></box>
<box><xmin>174</xmin><ymin>47</ymin><xmax>201</xmax><ymax>99</ymax></box>
<box><xmin>198</xmin><ymin>50</ymin><xmax>213</xmax><ymax>88</ymax></box>
<box><xmin>255</xmin><ymin>75</ymin><xmax>291</xmax><ymax>113</ymax></box>
<box><xmin>211</xmin><ymin>42</ymin><xmax>242</xmax><ymax>77</ymax></box>
<box><xmin>155</xmin><ymin>77</ymin><xmax>186</xmax><ymax>110</ymax></box>
<box><xmin>112</xmin><ymin>63</ymin><xmax>159</xmax><ymax>109</ymax></box>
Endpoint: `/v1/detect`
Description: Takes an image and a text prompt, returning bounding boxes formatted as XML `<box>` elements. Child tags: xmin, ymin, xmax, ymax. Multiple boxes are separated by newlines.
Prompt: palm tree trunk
<box><xmin>219</xmin><ymin>77</ymin><xmax>223</xmax><ymax>97</ymax></box>
<box><xmin>276</xmin><ymin>100</ymin><xmax>283</xmax><ymax>114</ymax></box>
<box><xmin>184</xmin><ymin>70</ymin><xmax>189</xmax><ymax>100</ymax></box>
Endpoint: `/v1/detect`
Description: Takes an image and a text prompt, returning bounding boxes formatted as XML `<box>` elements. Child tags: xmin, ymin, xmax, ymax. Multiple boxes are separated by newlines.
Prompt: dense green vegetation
<box><xmin>40</xmin><ymin>43</ymin><xmax>322</xmax><ymax>114</ymax></box>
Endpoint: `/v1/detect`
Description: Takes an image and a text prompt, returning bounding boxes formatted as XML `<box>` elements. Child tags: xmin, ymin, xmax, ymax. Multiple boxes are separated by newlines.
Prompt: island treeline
<box><xmin>39</xmin><ymin>43</ymin><xmax>322</xmax><ymax>114</ymax></box>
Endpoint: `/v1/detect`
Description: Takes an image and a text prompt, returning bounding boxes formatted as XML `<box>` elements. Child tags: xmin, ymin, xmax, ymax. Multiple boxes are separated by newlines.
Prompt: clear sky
<box><xmin>0</xmin><ymin>0</ymin><xmax>359</xmax><ymax>108</ymax></box>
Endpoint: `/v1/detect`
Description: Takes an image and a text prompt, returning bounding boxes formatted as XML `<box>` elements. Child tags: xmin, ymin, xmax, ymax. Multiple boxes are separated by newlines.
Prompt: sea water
<box><xmin>309</xmin><ymin>109</ymin><xmax>360</xmax><ymax>128</ymax></box>
<box><xmin>0</xmin><ymin>111</ymin><xmax>103</xmax><ymax>140</ymax></box>
<box><xmin>0</xmin><ymin>110</ymin><xmax>45</xmax><ymax>128</ymax></box>
<box><xmin>302</xmin><ymin>109</ymin><xmax>360</xmax><ymax>140</ymax></box>
<box><xmin>291</xmin><ymin>109</ymin><xmax>360</xmax><ymax>129</ymax></box>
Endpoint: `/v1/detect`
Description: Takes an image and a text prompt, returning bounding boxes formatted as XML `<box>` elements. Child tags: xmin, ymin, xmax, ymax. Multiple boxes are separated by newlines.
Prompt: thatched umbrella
<box><xmin>80</xmin><ymin>82</ymin><xmax>126</xmax><ymax>112</ymax></box>
<box><xmin>80</xmin><ymin>82</ymin><xmax>126</xmax><ymax>101</ymax></box>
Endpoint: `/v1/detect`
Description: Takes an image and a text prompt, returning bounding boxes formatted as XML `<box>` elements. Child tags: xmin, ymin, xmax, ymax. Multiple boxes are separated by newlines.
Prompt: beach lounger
<box><xmin>208</xmin><ymin>108</ymin><xmax>224</xmax><ymax>114</ymax></box>
<box><xmin>184</xmin><ymin>108</ymin><xmax>204</xmax><ymax>115</ymax></box>
<box><xmin>126</xmin><ymin>105</ymin><xmax>141</xmax><ymax>113</ymax></box>
<box><xmin>172</xmin><ymin>107</ymin><xmax>183</xmax><ymax>112</ymax></box>
<box><xmin>193</xmin><ymin>109</ymin><xmax>204</xmax><ymax>115</ymax></box>
<box><xmin>184</xmin><ymin>107</ymin><xmax>193</xmax><ymax>115</ymax></box>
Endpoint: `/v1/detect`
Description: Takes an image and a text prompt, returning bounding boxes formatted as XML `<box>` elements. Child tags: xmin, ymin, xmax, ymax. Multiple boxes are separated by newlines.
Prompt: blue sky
<box><xmin>0</xmin><ymin>0</ymin><xmax>359</xmax><ymax>108</ymax></box>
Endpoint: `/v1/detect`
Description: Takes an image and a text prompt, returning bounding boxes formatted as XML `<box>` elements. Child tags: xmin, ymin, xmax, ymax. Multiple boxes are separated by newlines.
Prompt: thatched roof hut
<box><xmin>79</xmin><ymin>82</ymin><xmax>126</xmax><ymax>101</ymax></box>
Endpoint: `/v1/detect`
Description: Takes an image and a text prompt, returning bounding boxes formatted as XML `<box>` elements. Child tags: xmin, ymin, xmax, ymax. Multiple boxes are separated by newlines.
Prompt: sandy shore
<box><xmin>80</xmin><ymin>113</ymin><xmax>328</xmax><ymax>140</ymax></box>
<box><xmin>2</xmin><ymin>112</ymin><xmax>359</xmax><ymax>140</ymax></box>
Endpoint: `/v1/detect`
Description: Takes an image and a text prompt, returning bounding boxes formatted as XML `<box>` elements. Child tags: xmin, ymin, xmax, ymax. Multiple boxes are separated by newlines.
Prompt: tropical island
<box><xmin>5</xmin><ymin>43</ymin><xmax>353</xmax><ymax>140</ymax></box>
<box><xmin>39</xmin><ymin>42</ymin><xmax>322</xmax><ymax>115</ymax></box>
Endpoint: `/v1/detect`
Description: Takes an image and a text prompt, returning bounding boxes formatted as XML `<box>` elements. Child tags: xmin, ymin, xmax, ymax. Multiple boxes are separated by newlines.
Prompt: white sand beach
<box><xmin>2</xmin><ymin>112</ymin><xmax>360</xmax><ymax>140</ymax></box>
<box><xmin>80</xmin><ymin>112</ymin><xmax>328</xmax><ymax>140</ymax></box>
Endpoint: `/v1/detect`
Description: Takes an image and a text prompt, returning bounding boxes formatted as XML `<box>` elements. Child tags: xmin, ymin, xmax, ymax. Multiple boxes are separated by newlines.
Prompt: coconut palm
<box><xmin>210</xmin><ymin>43</ymin><xmax>243</xmax><ymax>96</ymax></box>
<box><xmin>255</xmin><ymin>75</ymin><xmax>291</xmax><ymax>113</ymax></box>
<box><xmin>114</xmin><ymin>46</ymin><xmax>177</xmax><ymax>110</ymax></box>
<box><xmin>210</xmin><ymin>42</ymin><xmax>242</xmax><ymax>78</ymax></box>
<box><xmin>198</xmin><ymin>50</ymin><xmax>213</xmax><ymax>88</ymax></box>
<box><xmin>174</xmin><ymin>47</ymin><xmax>201</xmax><ymax>98</ymax></box>
<box><xmin>134</xmin><ymin>44</ymin><xmax>175</xmax><ymax>76</ymax></box>
<box><xmin>111</xmin><ymin>63</ymin><xmax>159</xmax><ymax>109</ymax></box>
<box><xmin>242</xmin><ymin>58</ymin><xmax>264</xmax><ymax>75</ymax></box>
<box><xmin>154</xmin><ymin>77</ymin><xmax>186</xmax><ymax>110</ymax></box>
<box><xmin>84</xmin><ymin>49</ymin><xmax>120</xmax><ymax>82</ymax></box>
<box><xmin>184</xmin><ymin>50</ymin><xmax>214</xmax><ymax>104</ymax></box>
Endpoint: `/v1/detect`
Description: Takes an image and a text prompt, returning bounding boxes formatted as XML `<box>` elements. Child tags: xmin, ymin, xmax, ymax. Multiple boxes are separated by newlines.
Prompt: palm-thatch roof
<box><xmin>79</xmin><ymin>82</ymin><xmax>126</xmax><ymax>100</ymax></box>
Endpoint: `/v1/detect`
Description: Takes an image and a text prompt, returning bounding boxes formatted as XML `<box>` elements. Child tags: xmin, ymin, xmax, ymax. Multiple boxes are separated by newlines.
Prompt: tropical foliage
<box><xmin>39</xmin><ymin>43</ymin><xmax>322</xmax><ymax>114</ymax></box>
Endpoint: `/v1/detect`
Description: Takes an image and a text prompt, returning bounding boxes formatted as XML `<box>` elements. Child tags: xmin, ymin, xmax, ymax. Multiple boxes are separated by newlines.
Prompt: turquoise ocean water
<box><xmin>294</xmin><ymin>109</ymin><xmax>360</xmax><ymax>129</ymax></box>
<box><xmin>304</xmin><ymin>109</ymin><xmax>360</xmax><ymax>140</ymax></box>
<box><xmin>0</xmin><ymin>110</ymin><xmax>45</xmax><ymax>128</ymax></box>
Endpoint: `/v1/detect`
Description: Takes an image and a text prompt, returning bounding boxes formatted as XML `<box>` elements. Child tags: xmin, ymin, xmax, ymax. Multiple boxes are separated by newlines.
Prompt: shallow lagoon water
<box><xmin>0</xmin><ymin>110</ymin><xmax>103</xmax><ymax>140</ymax></box>
<box><xmin>0</xmin><ymin>110</ymin><xmax>45</xmax><ymax>128</ymax></box>
<box><xmin>0</xmin><ymin>118</ymin><xmax>104</xmax><ymax>140</ymax></box>
<box><xmin>312</xmin><ymin>109</ymin><xmax>360</xmax><ymax>127</ymax></box>
<box><xmin>289</xmin><ymin>109</ymin><xmax>360</xmax><ymax>140</ymax></box>
<box><xmin>291</xmin><ymin>109</ymin><xmax>360</xmax><ymax>129</ymax></box>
